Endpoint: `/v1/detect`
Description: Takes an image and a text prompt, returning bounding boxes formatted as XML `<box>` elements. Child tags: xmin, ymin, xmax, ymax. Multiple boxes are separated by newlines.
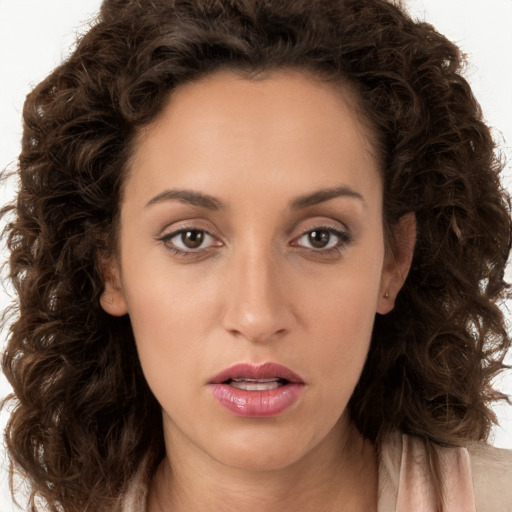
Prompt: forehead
<box><xmin>126</xmin><ymin>69</ymin><xmax>381</xmax><ymax>207</ymax></box>
<box><xmin>140</xmin><ymin>69</ymin><xmax>374</xmax><ymax>147</ymax></box>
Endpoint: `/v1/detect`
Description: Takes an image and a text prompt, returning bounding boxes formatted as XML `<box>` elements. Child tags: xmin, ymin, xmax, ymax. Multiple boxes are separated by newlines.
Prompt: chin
<box><xmin>205</xmin><ymin>420</ymin><xmax>333</xmax><ymax>473</ymax></box>
<box><xmin>214</xmin><ymin>444</ymin><xmax>308</xmax><ymax>473</ymax></box>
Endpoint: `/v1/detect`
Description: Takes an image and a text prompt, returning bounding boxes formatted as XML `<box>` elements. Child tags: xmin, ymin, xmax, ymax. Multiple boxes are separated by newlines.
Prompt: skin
<box><xmin>101</xmin><ymin>69</ymin><xmax>415</xmax><ymax>511</ymax></box>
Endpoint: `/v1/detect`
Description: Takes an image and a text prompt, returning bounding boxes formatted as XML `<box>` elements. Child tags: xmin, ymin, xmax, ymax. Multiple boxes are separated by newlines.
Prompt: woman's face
<box><xmin>102</xmin><ymin>70</ymin><xmax>412</xmax><ymax>471</ymax></box>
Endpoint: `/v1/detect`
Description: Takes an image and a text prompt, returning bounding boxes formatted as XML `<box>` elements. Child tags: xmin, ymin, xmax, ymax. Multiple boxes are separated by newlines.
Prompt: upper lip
<box><xmin>208</xmin><ymin>362</ymin><xmax>305</xmax><ymax>385</ymax></box>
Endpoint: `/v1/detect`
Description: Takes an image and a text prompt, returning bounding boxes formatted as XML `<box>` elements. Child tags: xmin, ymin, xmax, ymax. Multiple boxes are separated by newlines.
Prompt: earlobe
<box><xmin>99</xmin><ymin>258</ymin><xmax>129</xmax><ymax>317</ymax></box>
<box><xmin>377</xmin><ymin>212</ymin><xmax>416</xmax><ymax>315</ymax></box>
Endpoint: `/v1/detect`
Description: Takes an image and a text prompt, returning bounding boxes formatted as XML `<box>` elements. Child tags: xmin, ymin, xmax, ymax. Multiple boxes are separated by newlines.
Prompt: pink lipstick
<box><xmin>208</xmin><ymin>363</ymin><xmax>305</xmax><ymax>418</ymax></box>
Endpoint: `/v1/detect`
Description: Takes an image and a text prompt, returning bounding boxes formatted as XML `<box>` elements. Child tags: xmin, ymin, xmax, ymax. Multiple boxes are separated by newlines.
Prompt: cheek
<box><xmin>308</xmin><ymin>292</ymin><xmax>375</xmax><ymax>376</ymax></box>
<box><xmin>122</xmin><ymin>245</ymin><xmax>219</xmax><ymax>330</ymax></box>
<box><xmin>120</xmin><ymin>263</ymin><xmax>217</xmax><ymax>388</ymax></box>
<box><xmin>302</xmin><ymin>250</ymin><xmax>383</xmax><ymax>380</ymax></box>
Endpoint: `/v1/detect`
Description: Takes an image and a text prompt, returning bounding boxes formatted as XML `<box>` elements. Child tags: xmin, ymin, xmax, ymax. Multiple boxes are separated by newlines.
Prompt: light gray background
<box><xmin>0</xmin><ymin>0</ymin><xmax>511</xmax><ymax>510</ymax></box>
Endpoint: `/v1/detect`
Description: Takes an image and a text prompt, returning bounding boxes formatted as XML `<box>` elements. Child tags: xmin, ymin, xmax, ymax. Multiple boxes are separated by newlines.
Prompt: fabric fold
<box><xmin>396</xmin><ymin>434</ymin><xmax>476</xmax><ymax>512</ymax></box>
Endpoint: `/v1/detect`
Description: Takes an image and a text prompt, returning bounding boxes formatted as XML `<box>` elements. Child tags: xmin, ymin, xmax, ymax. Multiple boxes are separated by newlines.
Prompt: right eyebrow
<box><xmin>290</xmin><ymin>185</ymin><xmax>366</xmax><ymax>210</ymax></box>
<box><xmin>145</xmin><ymin>189</ymin><xmax>224</xmax><ymax>210</ymax></box>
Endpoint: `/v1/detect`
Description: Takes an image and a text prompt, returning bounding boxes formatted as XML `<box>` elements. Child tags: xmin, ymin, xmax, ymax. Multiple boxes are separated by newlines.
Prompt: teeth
<box><xmin>229</xmin><ymin>378</ymin><xmax>283</xmax><ymax>391</ymax></box>
<box><xmin>230</xmin><ymin>381</ymin><xmax>280</xmax><ymax>391</ymax></box>
<box><xmin>231</xmin><ymin>378</ymin><xmax>280</xmax><ymax>383</ymax></box>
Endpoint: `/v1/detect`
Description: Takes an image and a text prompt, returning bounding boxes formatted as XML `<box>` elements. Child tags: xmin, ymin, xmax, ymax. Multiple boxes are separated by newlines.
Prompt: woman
<box><xmin>2</xmin><ymin>0</ymin><xmax>511</xmax><ymax>510</ymax></box>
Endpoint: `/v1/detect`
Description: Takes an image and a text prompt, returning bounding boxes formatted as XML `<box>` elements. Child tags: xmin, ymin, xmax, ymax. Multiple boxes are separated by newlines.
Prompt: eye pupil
<box><xmin>182</xmin><ymin>230</ymin><xmax>204</xmax><ymax>249</ymax></box>
<box><xmin>308</xmin><ymin>230</ymin><xmax>330</xmax><ymax>248</ymax></box>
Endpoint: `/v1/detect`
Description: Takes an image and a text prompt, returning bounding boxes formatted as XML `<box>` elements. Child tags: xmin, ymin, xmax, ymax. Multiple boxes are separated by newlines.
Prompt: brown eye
<box><xmin>161</xmin><ymin>228</ymin><xmax>219</xmax><ymax>254</ymax></box>
<box><xmin>308</xmin><ymin>230</ymin><xmax>331</xmax><ymax>249</ymax></box>
<box><xmin>181</xmin><ymin>230</ymin><xmax>204</xmax><ymax>249</ymax></box>
<box><xmin>293</xmin><ymin>226</ymin><xmax>350</xmax><ymax>252</ymax></box>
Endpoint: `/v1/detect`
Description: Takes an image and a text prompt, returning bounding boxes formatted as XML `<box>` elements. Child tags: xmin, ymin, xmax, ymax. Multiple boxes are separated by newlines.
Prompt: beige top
<box><xmin>121</xmin><ymin>432</ymin><xmax>512</xmax><ymax>511</ymax></box>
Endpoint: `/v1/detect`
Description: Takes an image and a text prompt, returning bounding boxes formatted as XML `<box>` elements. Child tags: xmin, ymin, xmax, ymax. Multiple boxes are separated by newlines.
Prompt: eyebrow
<box><xmin>146</xmin><ymin>189</ymin><xmax>224</xmax><ymax>210</ymax></box>
<box><xmin>145</xmin><ymin>184</ymin><xmax>365</xmax><ymax>210</ymax></box>
<box><xmin>290</xmin><ymin>185</ymin><xmax>365</xmax><ymax>210</ymax></box>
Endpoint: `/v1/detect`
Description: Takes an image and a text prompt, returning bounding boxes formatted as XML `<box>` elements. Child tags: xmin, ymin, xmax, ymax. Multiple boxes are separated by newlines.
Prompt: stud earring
<box><xmin>384</xmin><ymin>292</ymin><xmax>390</xmax><ymax>299</ymax></box>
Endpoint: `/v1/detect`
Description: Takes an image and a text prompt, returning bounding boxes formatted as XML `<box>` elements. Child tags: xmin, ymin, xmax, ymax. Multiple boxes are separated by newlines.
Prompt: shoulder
<box><xmin>468</xmin><ymin>441</ymin><xmax>512</xmax><ymax>512</ymax></box>
<box><xmin>378</xmin><ymin>432</ymin><xmax>512</xmax><ymax>512</ymax></box>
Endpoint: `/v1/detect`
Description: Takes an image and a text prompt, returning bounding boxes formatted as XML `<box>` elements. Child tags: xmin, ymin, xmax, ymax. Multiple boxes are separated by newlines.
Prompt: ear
<box><xmin>377</xmin><ymin>212</ymin><xmax>416</xmax><ymax>315</ymax></box>
<box><xmin>99</xmin><ymin>257</ymin><xmax>129</xmax><ymax>317</ymax></box>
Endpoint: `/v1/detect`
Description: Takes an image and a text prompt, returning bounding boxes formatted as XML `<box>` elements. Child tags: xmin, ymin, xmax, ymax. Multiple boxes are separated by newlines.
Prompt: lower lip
<box><xmin>208</xmin><ymin>383</ymin><xmax>304</xmax><ymax>417</ymax></box>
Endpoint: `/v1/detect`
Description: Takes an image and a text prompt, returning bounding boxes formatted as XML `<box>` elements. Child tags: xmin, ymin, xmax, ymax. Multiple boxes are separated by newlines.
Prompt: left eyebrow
<box><xmin>290</xmin><ymin>185</ymin><xmax>366</xmax><ymax>210</ymax></box>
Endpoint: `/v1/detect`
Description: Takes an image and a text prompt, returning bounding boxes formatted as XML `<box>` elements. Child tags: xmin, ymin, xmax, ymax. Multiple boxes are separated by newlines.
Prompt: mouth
<box><xmin>209</xmin><ymin>362</ymin><xmax>305</xmax><ymax>386</ymax></box>
<box><xmin>225</xmin><ymin>377</ymin><xmax>288</xmax><ymax>391</ymax></box>
<box><xmin>208</xmin><ymin>363</ymin><xmax>305</xmax><ymax>418</ymax></box>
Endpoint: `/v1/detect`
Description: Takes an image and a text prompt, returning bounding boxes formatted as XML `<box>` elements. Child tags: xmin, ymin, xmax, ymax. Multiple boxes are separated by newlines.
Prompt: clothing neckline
<box><xmin>122</xmin><ymin>432</ymin><xmax>477</xmax><ymax>512</ymax></box>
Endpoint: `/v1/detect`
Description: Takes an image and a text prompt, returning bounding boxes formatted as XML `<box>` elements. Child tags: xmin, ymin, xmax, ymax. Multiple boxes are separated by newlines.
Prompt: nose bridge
<box><xmin>223</xmin><ymin>240</ymin><xmax>290</xmax><ymax>342</ymax></box>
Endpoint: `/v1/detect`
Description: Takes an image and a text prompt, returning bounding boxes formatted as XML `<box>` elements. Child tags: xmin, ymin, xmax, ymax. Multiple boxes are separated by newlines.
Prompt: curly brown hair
<box><xmin>2</xmin><ymin>0</ymin><xmax>510</xmax><ymax>510</ymax></box>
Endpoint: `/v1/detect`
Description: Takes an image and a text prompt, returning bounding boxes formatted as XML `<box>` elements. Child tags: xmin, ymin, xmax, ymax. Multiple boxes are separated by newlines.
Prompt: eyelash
<box><xmin>292</xmin><ymin>225</ymin><xmax>352</xmax><ymax>258</ymax></box>
<box><xmin>157</xmin><ymin>228</ymin><xmax>219</xmax><ymax>258</ymax></box>
<box><xmin>157</xmin><ymin>225</ymin><xmax>352</xmax><ymax>259</ymax></box>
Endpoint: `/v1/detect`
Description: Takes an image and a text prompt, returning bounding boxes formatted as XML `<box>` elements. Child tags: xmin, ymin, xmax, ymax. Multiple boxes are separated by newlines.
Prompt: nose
<box><xmin>222</xmin><ymin>247</ymin><xmax>295</xmax><ymax>344</ymax></box>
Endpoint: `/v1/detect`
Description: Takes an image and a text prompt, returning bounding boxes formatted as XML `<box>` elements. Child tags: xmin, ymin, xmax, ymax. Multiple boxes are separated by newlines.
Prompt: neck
<box><xmin>148</xmin><ymin>417</ymin><xmax>378</xmax><ymax>512</ymax></box>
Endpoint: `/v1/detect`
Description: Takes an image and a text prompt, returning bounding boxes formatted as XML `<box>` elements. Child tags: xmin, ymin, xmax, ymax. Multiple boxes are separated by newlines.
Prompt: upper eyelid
<box><xmin>157</xmin><ymin>221</ymin><xmax>218</xmax><ymax>238</ymax></box>
<box><xmin>159</xmin><ymin>226</ymin><xmax>213</xmax><ymax>238</ymax></box>
<box><xmin>292</xmin><ymin>214</ymin><xmax>350</xmax><ymax>230</ymax></box>
<box><xmin>292</xmin><ymin>227</ymin><xmax>351</xmax><ymax>245</ymax></box>
<box><xmin>297</xmin><ymin>223</ymin><xmax>347</xmax><ymax>233</ymax></box>
<box><xmin>293</xmin><ymin>222</ymin><xmax>351</xmax><ymax>239</ymax></box>
<box><xmin>158</xmin><ymin>227</ymin><xmax>220</xmax><ymax>246</ymax></box>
